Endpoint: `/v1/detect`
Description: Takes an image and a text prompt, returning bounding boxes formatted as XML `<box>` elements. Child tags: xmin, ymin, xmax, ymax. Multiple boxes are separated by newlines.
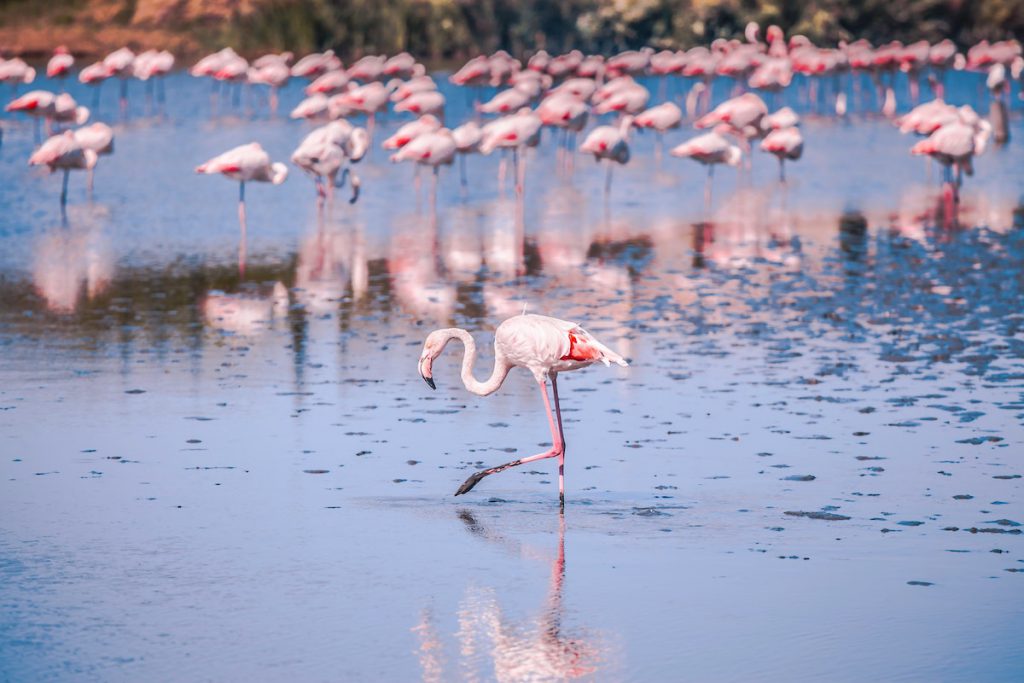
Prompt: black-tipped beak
<box><xmin>422</xmin><ymin>374</ymin><xmax>436</xmax><ymax>390</ymax></box>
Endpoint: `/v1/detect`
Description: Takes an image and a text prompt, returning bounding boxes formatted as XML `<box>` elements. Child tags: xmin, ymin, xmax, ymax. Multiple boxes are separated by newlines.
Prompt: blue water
<box><xmin>1</xmin><ymin>67</ymin><xmax>1022</xmax><ymax>681</ymax></box>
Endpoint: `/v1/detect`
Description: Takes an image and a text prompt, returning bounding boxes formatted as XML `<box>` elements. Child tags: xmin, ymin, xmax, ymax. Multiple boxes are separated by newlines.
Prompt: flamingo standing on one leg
<box><xmin>72</xmin><ymin>122</ymin><xmax>114</xmax><ymax>195</ymax></box>
<box><xmin>579</xmin><ymin>115</ymin><xmax>633</xmax><ymax>199</ymax></box>
<box><xmin>670</xmin><ymin>130</ymin><xmax>742</xmax><ymax>210</ymax></box>
<box><xmin>196</xmin><ymin>142</ymin><xmax>289</xmax><ymax>275</ymax></box>
<box><xmin>390</xmin><ymin>129</ymin><xmax>457</xmax><ymax>215</ymax></box>
<box><xmin>418</xmin><ymin>313</ymin><xmax>628</xmax><ymax>507</ymax></box>
<box><xmin>759</xmin><ymin>126</ymin><xmax>803</xmax><ymax>182</ymax></box>
<box><xmin>28</xmin><ymin>130</ymin><xmax>98</xmax><ymax>212</ymax></box>
<box><xmin>46</xmin><ymin>47</ymin><xmax>75</xmax><ymax>91</ymax></box>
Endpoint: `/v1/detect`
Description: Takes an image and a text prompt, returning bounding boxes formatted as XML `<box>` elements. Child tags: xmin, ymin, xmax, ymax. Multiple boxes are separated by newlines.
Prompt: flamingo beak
<box><xmin>419</xmin><ymin>357</ymin><xmax>435</xmax><ymax>389</ymax></box>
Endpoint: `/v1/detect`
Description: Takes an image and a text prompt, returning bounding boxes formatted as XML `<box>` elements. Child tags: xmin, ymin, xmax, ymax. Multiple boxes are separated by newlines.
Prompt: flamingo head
<box><xmin>418</xmin><ymin>329</ymin><xmax>458</xmax><ymax>390</ymax></box>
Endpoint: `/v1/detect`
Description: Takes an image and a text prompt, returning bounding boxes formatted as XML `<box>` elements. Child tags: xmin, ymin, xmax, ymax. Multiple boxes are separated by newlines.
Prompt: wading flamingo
<box><xmin>28</xmin><ymin>130</ymin><xmax>97</xmax><ymax>210</ymax></box>
<box><xmin>196</xmin><ymin>142</ymin><xmax>288</xmax><ymax>274</ymax></box>
<box><xmin>419</xmin><ymin>314</ymin><xmax>627</xmax><ymax>507</ymax></box>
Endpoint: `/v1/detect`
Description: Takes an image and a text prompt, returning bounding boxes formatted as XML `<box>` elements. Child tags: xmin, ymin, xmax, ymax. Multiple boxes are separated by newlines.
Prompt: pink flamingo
<box><xmin>102</xmin><ymin>47</ymin><xmax>135</xmax><ymax>114</ymax></box>
<box><xmin>537</xmin><ymin>92</ymin><xmax>589</xmax><ymax>169</ymax></box>
<box><xmin>633</xmin><ymin>102</ymin><xmax>682</xmax><ymax>159</ymax></box>
<box><xmin>390</xmin><ymin>129</ymin><xmax>456</xmax><ymax>211</ymax></box>
<box><xmin>383</xmin><ymin>52</ymin><xmax>418</xmax><ymax>79</ymax></box>
<box><xmin>451</xmin><ymin>120</ymin><xmax>482</xmax><ymax>187</ymax></box>
<box><xmin>760</xmin><ymin>126</ymin><xmax>803</xmax><ymax>181</ymax></box>
<box><xmin>196</xmin><ymin>143</ymin><xmax>288</xmax><ymax>274</ymax></box>
<box><xmin>292</xmin><ymin>121</ymin><xmax>369</xmax><ymax>204</ymax></box>
<box><xmin>418</xmin><ymin>313</ymin><xmax>627</xmax><ymax>506</ymax></box>
<box><xmin>389</xmin><ymin>75</ymin><xmax>437</xmax><ymax>103</ymax></box>
<box><xmin>0</xmin><ymin>58</ymin><xmax>36</xmax><ymax>89</ymax></box>
<box><xmin>73</xmin><ymin>122</ymin><xmax>114</xmax><ymax>194</ymax></box>
<box><xmin>247</xmin><ymin>57</ymin><xmax>291</xmax><ymax>114</ymax></box>
<box><xmin>46</xmin><ymin>47</ymin><xmax>74</xmax><ymax>89</ymax></box>
<box><xmin>394</xmin><ymin>89</ymin><xmax>446</xmax><ymax>118</ymax></box>
<box><xmin>134</xmin><ymin>50</ymin><xmax>175</xmax><ymax>106</ymax></box>
<box><xmin>911</xmin><ymin>106</ymin><xmax>991</xmax><ymax>202</ymax></box>
<box><xmin>479</xmin><ymin>109</ymin><xmax>543</xmax><ymax>194</ymax></box>
<box><xmin>695</xmin><ymin>92</ymin><xmax>768</xmax><ymax>162</ymax></box>
<box><xmin>305</xmin><ymin>69</ymin><xmax>349</xmax><ymax>96</ymax></box>
<box><xmin>382</xmin><ymin>114</ymin><xmax>442</xmax><ymax>150</ymax></box>
<box><xmin>291</xmin><ymin>51</ymin><xmax>342</xmax><ymax>80</ymax></box>
<box><xmin>478</xmin><ymin>86</ymin><xmax>534</xmax><ymax>115</ymax></box>
<box><xmin>670</xmin><ymin>130</ymin><xmax>741</xmax><ymax>208</ymax></box>
<box><xmin>28</xmin><ymin>130</ymin><xmax>97</xmax><ymax>209</ymax></box>
<box><xmin>347</xmin><ymin>55</ymin><xmax>386</xmax><ymax>82</ymax></box>
<box><xmin>579</xmin><ymin>115</ymin><xmax>633</xmax><ymax>197</ymax></box>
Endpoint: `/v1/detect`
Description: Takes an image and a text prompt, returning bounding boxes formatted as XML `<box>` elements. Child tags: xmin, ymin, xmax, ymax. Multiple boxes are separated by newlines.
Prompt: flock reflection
<box><xmin>14</xmin><ymin>175</ymin><xmax>1024</xmax><ymax>394</ymax></box>
<box><xmin>414</xmin><ymin>512</ymin><xmax>605</xmax><ymax>682</ymax></box>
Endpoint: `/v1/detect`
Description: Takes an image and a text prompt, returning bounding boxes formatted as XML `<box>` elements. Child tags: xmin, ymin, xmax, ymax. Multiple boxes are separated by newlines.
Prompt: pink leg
<box><xmin>454</xmin><ymin>379</ymin><xmax>564</xmax><ymax>498</ymax></box>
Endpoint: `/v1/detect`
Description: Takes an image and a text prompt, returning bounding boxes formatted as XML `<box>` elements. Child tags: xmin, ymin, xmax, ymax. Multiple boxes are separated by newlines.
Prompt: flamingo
<box><xmin>451</xmin><ymin>120</ymin><xmax>482</xmax><ymax>186</ymax></box>
<box><xmin>290</xmin><ymin>93</ymin><xmax>331</xmax><ymax>120</ymax></box>
<box><xmin>133</xmin><ymin>50</ymin><xmax>175</xmax><ymax>105</ymax></box>
<box><xmin>247</xmin><ymin>57</ymin><xmax>291</xmax><ymax>114</ymax></box>
<box><xmin>196</xmin><ymin>142</ymin><xmax>289</xmax><ymax>274</ymax></box>
<box><xmin>670</xmin><ymin>130</ymin><xmax>742</xmax><ymax>208</ymax></box>
<box><xmin>911</xmin><ymin>106</ymin><xmax>991</xmax><ymax>202</ymax></box>
<box><xmin>479</xmin><ymin>109</ymin><xmax>543</xmax><ymax>194</ymax></box>
<box><xmin>537</xmin><ymin>92</ymin><xmax>589</xmax><ymax>169</ymax></box>
<box><xmin>478</xmin><ymin>86</ymin><xmax>534</xmax><ymax>115</ymax></box>
<box><xmin>383</xmin><ymin>114</ymin><xmax>442</xmax><ymax>150</ymax></box>
<box><xmin>394</xmin><ymin>90</ymin><xmax>446</xmax><ymax>118</ymax></box>
<box><xmin>306</xmin><ymin>70</ymin><xmax>350</xmax><ymax>96</ymax></box>
<box><xmin>389</xmin><ymin>75</ymin><xmax>437</xmax><ymax>103</ymax></box>
<box><xmin>760</xmin><ymin>127</ymin><xmax>803</xmax><ymax>181</ymax></box>
<box><xmin>390</xmin><ymin>128</ymin><xmax>456</xmax><ymax>212</ymax></box>
<box><xmin>0</xmin><ymin>58</ymin><xmax>36</xmax><ymax>88</ymax></box>
<box><xmin>73</xmin><ymin>122</ymin><xmax>114</xmax><ymax>194</ymax></box>
<box><xmin>417</xmin><ymin>313</ymin><xmax>627</xmax><ymax>506</ymax></box>
<box><xmin>102</xmin><ymin>47</ymin><xmax>135</xmax><ymax>113</ymax></box>
<box><xmin>291</xmin><ymin>51</ymin><xmax>342</xmax><ymax>80</ymax></box>
<box><xmin>46</xmin><ymin>47</ymin><xmax>74</xmax><ymax>88</ymax></box>
<box><xmin>633</xmin><ymin>102</ymin><xmax>682</xmax><ymax>159</ymax></box>
<box><xmin>579</xmin><ymin>115</ymin><xmax>633</xmax><ymax>197</ymax></box>
<box><xmin>347</xmin><ymin>55</ymin><xmax>386</xmax><ymax>83</ymax></box>
<box><xmin>383</xmin><ymin>52</ymin><xmax>418</xmax><ymax>79</ymax></box>
<box><xmin>28</xmin><ymin>130</ymin><xmax>97</xmax><ymax>210</ymax></box>
<box><xmin>292</xmin><ymin>121</ymin><xmax>369</xmax><ymax>204</ymax></box>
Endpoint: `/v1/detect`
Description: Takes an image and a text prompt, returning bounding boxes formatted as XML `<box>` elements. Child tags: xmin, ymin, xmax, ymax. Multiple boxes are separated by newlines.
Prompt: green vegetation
<box><xmin>1</xmin><ymin>0</ymin><xmax>1022</xmax><ymax>59</ymax></box>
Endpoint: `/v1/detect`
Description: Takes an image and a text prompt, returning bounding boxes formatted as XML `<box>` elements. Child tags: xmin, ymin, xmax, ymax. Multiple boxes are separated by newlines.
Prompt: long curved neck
<box><xmin>444</xmin><ymin>328</ymin><xmax>511</xmax><ymax>397</ymax></box>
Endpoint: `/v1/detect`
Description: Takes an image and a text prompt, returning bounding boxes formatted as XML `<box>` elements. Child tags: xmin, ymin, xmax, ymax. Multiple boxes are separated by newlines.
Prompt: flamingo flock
<box><xmin>4</xmin><ymin>32</ymin><xmax>1019</xmax><ymax>503</ymax></box>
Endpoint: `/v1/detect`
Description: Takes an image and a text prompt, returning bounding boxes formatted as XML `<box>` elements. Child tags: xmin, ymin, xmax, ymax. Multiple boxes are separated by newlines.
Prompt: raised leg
<box><xmin>455</xmin><ymin>379</ymin><xmax>564</xmax><ymax>498</ymax></box>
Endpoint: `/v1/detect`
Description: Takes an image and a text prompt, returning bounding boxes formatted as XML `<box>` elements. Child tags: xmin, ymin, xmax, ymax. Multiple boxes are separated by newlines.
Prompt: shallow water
<box><xmin>1</xmin><ymin>70</ymin><xmax>1023</xmax><ymax>681</ymax></box>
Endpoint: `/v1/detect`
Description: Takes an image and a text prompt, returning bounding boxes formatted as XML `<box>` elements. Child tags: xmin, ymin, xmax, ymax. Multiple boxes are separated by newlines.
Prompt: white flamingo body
<box><xmin>390</xmin><ymin>76</ymin><xmax>437</xmax><ymax>102</ymax></box>
<box><xmin>73</xmin><ymin>122</ymin><xmax>114</xmax><ymax>155</ymax></box>
<box><xmin>634</xmin><ymin>102</ymin><xmax>682</xmax><ymax>132</ymax></box>
<box><xmin>47</xmin><ymin>49</ymin><xmax>74</xmax><ymax>79</ymax></box>
<box><xmin>383</xmin><ymin>115</ymin><xmax>442</xmax><ymax>150</ymax></box>
<box><xmin>306</xmin><ymin>70</ymin><xmax>350</xmax><ymax>95</ymax></box>
<box><xmin>292</xmin><ymin>121</ymin><xmax>368</xmax><ymax>201</ymax></box>
<box><xmin>671</xmin><ymin>131</ymin><xmax>742</xmax><ymax>166</ymax></box>
<box><xmin>418</xmin><ymin>313</ymin><xmax>627</xmax><ymax>503</ymax></box>
<box><xmin>479</xmin><ymin>87</ymin><xmax>533</xmax><ymax>114</ymax></box>
<box><xmin>390</xmin><ymin>130</ymin><xmax>456</xmax><ymax>167</ymax></box>
<box><xmin>394</xmin><ymin>90</ymin><xmax>446</xmax><ymax>117</ymax></box>
<box><xmin>0</xmin><ymin>58</ymin><xmax>36</xmax><ymax>85</ymax></box>
<box><xmin>291</xmin><ymin>51</ymin><xmax>342</xmax><ymax>79</ymax></box>
<box><xmin>196</xmin><ymin>142</ymin><xmax>288</xmax><ymax>185</ymax></box>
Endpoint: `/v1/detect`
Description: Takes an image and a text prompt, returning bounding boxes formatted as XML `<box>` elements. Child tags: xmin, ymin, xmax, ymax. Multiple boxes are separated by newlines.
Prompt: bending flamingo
<box><xmin>418</xmin><ymin>313</ymin><xmax>628</xmax><ymax>506</ymax></box>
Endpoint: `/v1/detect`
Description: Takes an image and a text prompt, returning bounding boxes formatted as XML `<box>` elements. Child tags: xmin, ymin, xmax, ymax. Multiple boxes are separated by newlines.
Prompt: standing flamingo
<box><xmin>579</xmin><ymin>115</ymin><xmax>633</xmax><ymax>198</ymax></box>
<box><xmin>73</xmin><ymin>122</ymin><xmax>114</xmax><ymax>194</ymax></box>
<box><xmin>760</xmin><ymin>126</ymin><xmax>803</xmax><ymax>181</ymax></box>
<box><xmin>292</xmin><ymin>121</ymin><xmax>369</xmax><ymax>204</ymax></box>
<box><xmin>418</xmin><ymin>313</ymin><xmax>628</xmax><ymax>507</ymax></box>
<box><xmin>46</xmin><ymin>47</ymin><xmax>74</xmax><ymax>89</ymax></box>
<box><xmin>28</xmin><ymin>130</ymin><xmax>97</xmax><ymax>210</ymax></box>
<box><xmin>670</xmin><ymin>130</ymin><xmax>742</xmax><ymax>208</ymax></box>
<box><xmin>196</xmin><ymin>143</ymin><xmax>288</xmax><ymax>274</ymax></box>
<box><xmin>390</xmin><ymin>129</ymin><xmax>456</xmax><ymax>212</ymax></box>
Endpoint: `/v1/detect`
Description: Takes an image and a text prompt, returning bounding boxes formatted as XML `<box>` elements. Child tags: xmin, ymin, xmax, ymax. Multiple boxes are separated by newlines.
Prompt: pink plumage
<box><xmin>418</xmin><ymin>313</ymin><xmax>627</xmax><ymax>504</ymax></box>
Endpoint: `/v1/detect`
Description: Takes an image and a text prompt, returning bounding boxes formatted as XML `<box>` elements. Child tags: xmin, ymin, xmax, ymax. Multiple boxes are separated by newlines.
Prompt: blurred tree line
<box><xmin>219</xmin><ymin>0</ymin><xmax>1024</xmax><ymax>60</ymax></box>
<box><xmin>2</xmin><ymin>0</ymin><xmax>1022</xmax><ymax>59</ymax></box>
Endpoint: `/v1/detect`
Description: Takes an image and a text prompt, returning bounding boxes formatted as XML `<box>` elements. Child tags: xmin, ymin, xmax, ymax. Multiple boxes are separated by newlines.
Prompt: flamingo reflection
<box><xmin>413</xmin><ymin>511</ymin><xmax>605</xmax><ymax>682</ymax></box>
<box><xmin>32</xmin><ymin>210</ymin><xmax>113</xmax><ymax>313</ymax></box>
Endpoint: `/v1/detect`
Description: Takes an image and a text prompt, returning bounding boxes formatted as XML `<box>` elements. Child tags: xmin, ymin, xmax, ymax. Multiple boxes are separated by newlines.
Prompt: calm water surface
<box><xmin>1</xmin><ymin>70</ymin><xmax>1023</xmax><ymax>681</ymax></box>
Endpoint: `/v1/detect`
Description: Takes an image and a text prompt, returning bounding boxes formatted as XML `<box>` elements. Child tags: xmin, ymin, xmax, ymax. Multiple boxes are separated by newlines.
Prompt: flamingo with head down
<box><xmin>418</xmin><ymin>313</ymin><xmax>627</xmax><ymax>507</ymax></box>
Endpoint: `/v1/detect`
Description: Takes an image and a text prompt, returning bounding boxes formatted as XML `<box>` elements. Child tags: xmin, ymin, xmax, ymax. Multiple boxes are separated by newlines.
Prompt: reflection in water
<box><xmin>202</xmin><ymin>282</ymin><xmax>289</xmax><ymax>335</ymax></box>
<box><xmin>414</xmin><ymin>511</ymin><xmax>604</xmax><ymax>682</ymax></box>
<box><xmin>31</xmin><ymin>207</ymin><xmax>114</xmax><ymax>313</ymax></box>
